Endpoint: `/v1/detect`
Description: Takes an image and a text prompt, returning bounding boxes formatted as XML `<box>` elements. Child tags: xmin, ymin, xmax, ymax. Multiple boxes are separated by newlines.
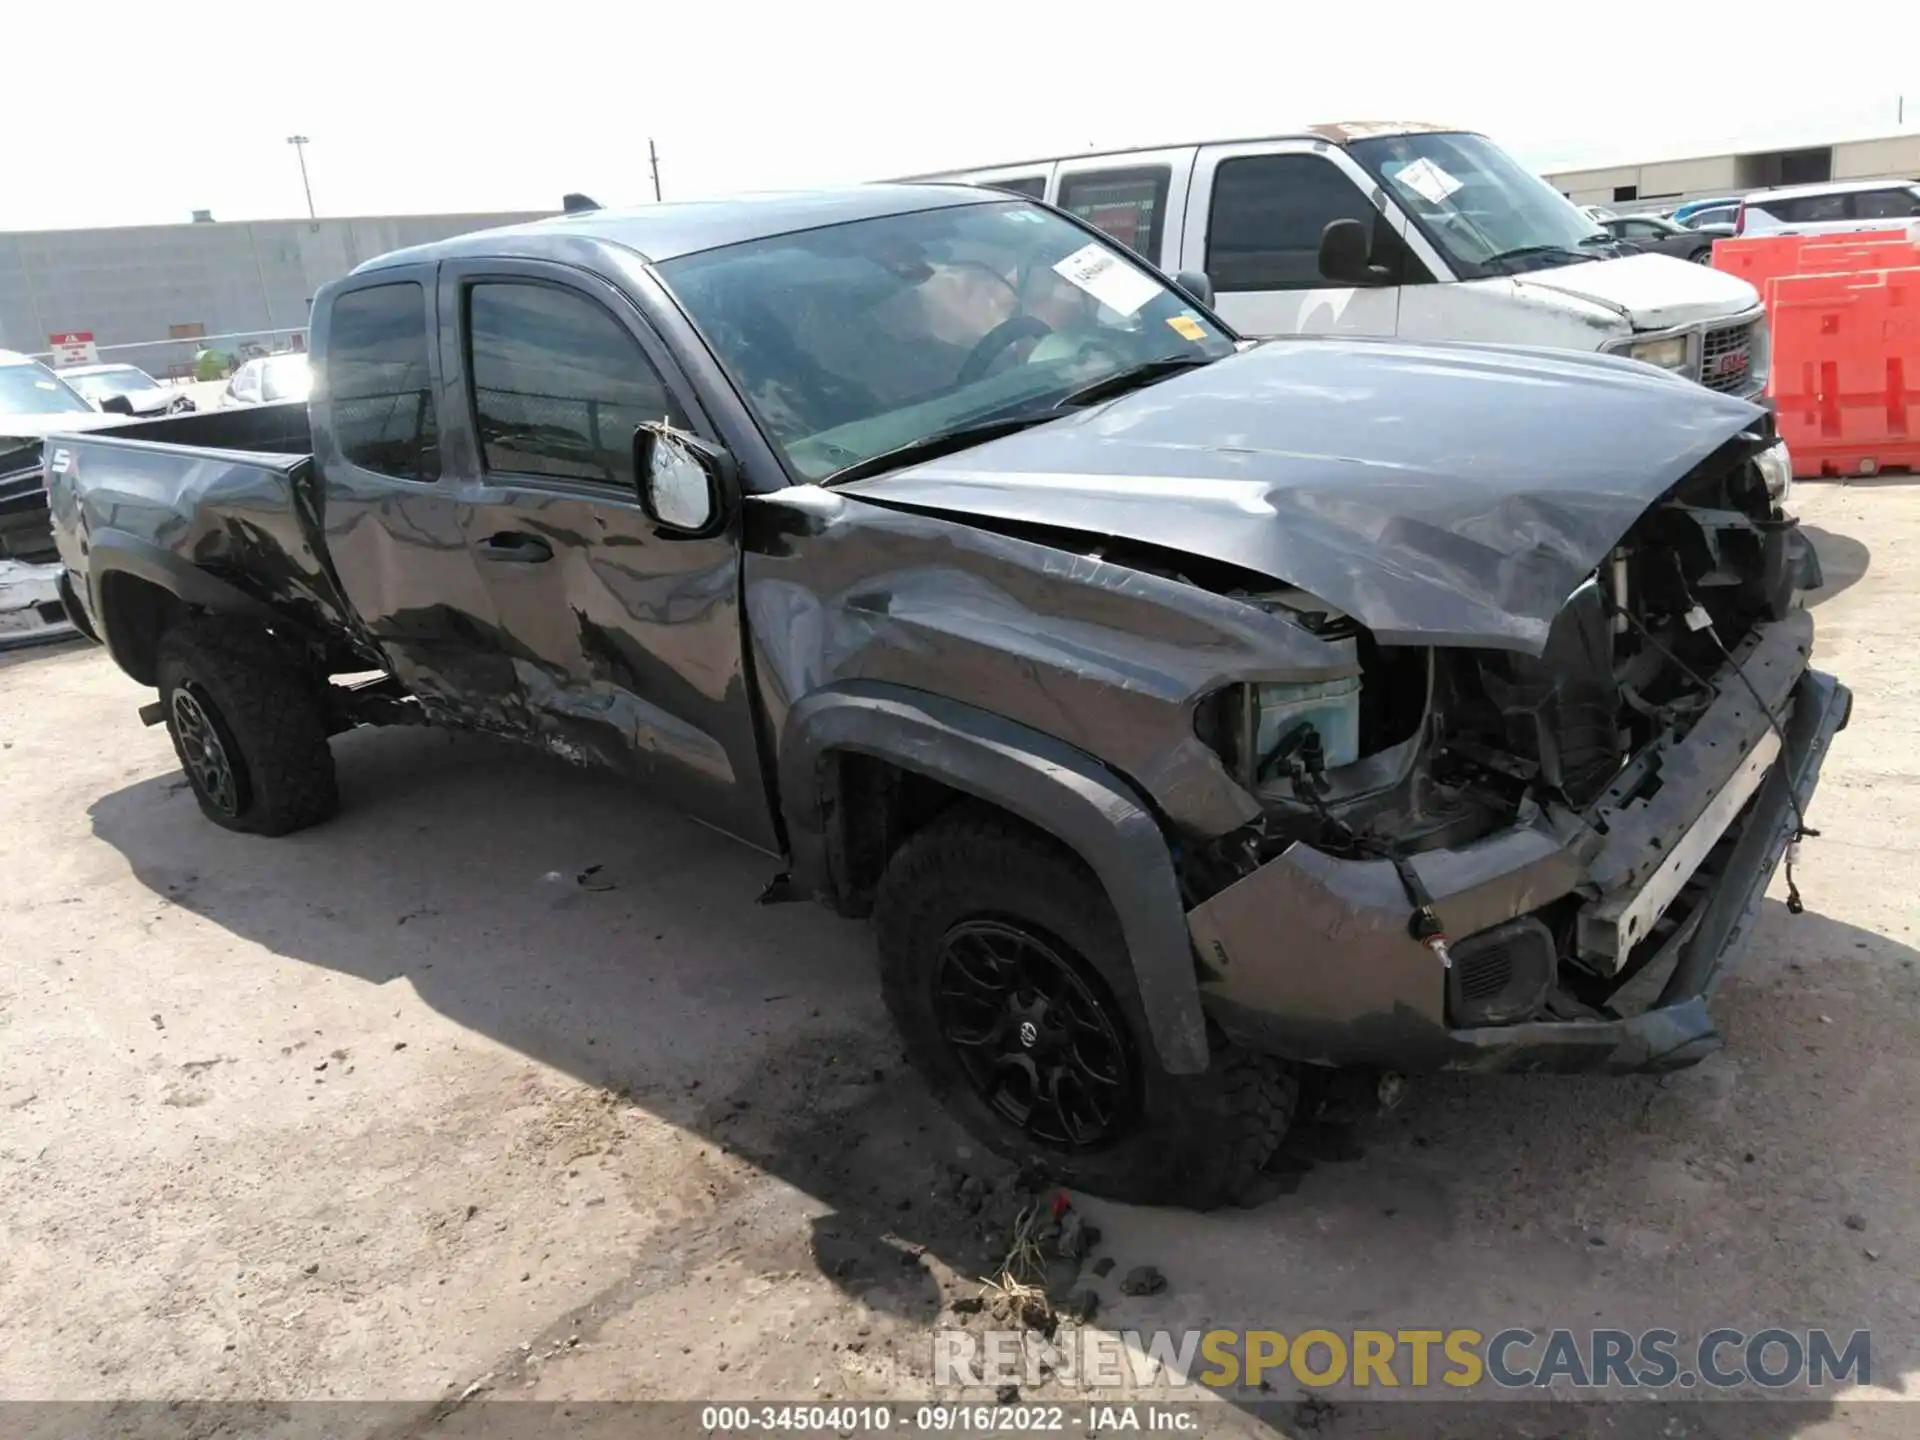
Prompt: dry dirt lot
<box><xmin>1</xmin><ymin>481</ymin><xmax>1917</xmax><ymax>1437</ymax></box>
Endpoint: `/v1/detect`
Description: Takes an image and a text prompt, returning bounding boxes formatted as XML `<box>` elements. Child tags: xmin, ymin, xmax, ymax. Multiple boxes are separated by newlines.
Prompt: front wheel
<box><xmin>874</xmin><ymin>807</ymin><xmax>1296</xmax><ymax>1208</ymax></box>
<box><xmin>156</xmin><ymin>618</ymin><xmax>338</xmax><ymax>835</ymax></box>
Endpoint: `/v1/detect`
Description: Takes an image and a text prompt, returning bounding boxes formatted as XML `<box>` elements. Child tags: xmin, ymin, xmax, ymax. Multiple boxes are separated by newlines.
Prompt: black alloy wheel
<box><xmin>169</xmin><ymin>682</ymin><xmax>245</xmax><ymax>818</ymax></box>
<box><xmin>932</xmin><ymin>917</ymin><xmax>1138</xmax><ymax>1148</ymax></box>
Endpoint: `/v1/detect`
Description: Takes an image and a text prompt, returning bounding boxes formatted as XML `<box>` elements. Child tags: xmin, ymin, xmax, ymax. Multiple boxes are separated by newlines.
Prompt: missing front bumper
<box><xmin>1188</xmin><ymin>666</ymin><xmax>1851</xmax><ymax>1076</ymax></box>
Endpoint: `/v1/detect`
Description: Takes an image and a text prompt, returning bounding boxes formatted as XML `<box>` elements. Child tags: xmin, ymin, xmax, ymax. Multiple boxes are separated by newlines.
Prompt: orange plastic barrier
<box><xmin>1711</xmin><ymin>233</ymin><xmax>1806</xmax><ymax>296</ymax></box>
<box><xmin>1711</xmin><ymin>228</ymin><xmax>1914</xmax><ymax>295</ymax></box>
<box><xmin>1769</xmin><ymin>266</ymin><xmax>1920</xmax><ymax>478</ymax></box>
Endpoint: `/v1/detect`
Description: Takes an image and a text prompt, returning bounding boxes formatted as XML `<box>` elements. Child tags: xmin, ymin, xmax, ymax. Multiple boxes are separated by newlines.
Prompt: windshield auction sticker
<box><xmin>1393</xmin><ymin>156</ymin><xmax>1464</xmax><ymax>206</ymax></box>
<box><xmin>1052</xmin><ymin>244</ymin><xmax>1162</xmax><ymax>317</ymax></box>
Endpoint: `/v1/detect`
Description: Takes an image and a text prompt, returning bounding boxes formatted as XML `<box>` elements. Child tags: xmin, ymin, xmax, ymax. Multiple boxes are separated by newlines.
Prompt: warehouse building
<box><xmin>1545</xmin><ymin>130</ymin><xmax>1920</xmax><ymax>209</ymax></box>
<box><xmin>0</xmin><ymin>210</ymin><xmax>547</xmax><ymax>379</ymax></box>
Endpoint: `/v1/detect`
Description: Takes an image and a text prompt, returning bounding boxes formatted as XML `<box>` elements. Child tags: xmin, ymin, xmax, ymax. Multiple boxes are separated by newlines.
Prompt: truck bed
<box><xmin>46</xmin><ymin>402</ymin><xmax>370</xmax><ymax>665</ymax></box>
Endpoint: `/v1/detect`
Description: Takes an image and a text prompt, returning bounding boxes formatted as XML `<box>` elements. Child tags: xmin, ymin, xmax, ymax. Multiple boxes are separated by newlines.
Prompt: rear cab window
<box><xmin>1057</xmin><ymin>167</ymin><xmax>1169</xmax><ymax>259</ymax></box>
<box><xmin>326</xmin><ymin>283</ymin><xmax>440</xmax><ymax>481</ymax></box>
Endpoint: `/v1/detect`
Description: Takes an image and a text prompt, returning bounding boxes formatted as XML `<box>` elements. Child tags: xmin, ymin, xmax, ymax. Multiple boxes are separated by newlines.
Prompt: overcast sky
<box><xmin>9</xmin><ymin>1</ymin><xmax>1914</xmax><ymax>231</ymax></box>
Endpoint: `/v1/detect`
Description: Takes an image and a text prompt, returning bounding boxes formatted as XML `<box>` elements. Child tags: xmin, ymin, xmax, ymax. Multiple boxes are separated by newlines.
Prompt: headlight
<box><xmin>1747</xmin><ymin>313</ymin><xmax>1772</xmax><ymax>391</ymax></box>
<box><xmin>1626</xmin><ymin>336</ymin><xmax>1690</xmax><ymax>372</ymax></box>
<box><xmin>1755</xmin><ymin>439</ymin><xmax>1793</xmax><ymax>505</ymax></box>
<box><xmin>1197</xmin><ymin>677</ymin><xmax>1362</xmax><ymax>789</ymax></box>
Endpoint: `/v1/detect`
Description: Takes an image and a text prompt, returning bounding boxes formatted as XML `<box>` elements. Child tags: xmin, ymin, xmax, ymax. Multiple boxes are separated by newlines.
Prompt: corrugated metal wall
<box><xmin>0</xmin><ymin>211</ymin><xmax>546</xmax><ymax>377</ymax></box>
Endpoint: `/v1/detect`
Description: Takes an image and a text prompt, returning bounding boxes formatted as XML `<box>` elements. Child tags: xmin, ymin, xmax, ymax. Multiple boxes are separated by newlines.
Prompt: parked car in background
<box><xmin>1597</xmin><ymin>214</ymin><xmax>1718</xmax><ymax>263</ymax></box>
<box><xmin>907</xmin><ymin>124</ymin><xmax>1770</xmax><ymax>400</ymax></box>
<box><xmin>61</xmin><ymin>363</ymin><xmax>196</xmax><ymax>417</ymax></box>
<box><xmin>1736</xmin><ymin>180</ymin><xmax>1920</xmax><ymax>236</ymax></box>
<box><xmin>1678</xmin><ymin>204</ymin><xmax>1739</xmax><ymax>232</ymax></box>
<box><xmin>1673</xmin><ymin>197</ymin><xmax>1741</xmax><ymax>229</ymax></box>
<box><xmin>221</xmin><ymin>353</ymin><xmax>312</xmax><ymax>408</ymax></box>
<box><xmin>0</xmin><ymin>350</ymin><xmax>129</xmax><ymax>563</ymax></box>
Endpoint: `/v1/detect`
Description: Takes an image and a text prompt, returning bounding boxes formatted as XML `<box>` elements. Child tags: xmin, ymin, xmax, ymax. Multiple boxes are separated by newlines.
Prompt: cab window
<box><xmin>1207</xmin><ymin>153</ymin><xmax>1421</xmax><ymax>292</ymax></box>
<box><xmin>1057</xmin><ymin>167</ymin><xmax>1169</xmax><ymax>258</ymax></box>
<box><xmin>327</xmin><ymin>283</ymin><xmax>438</xmax><ymax>481</ymax></box>
<box><xmin>1855</xmin><ymin>187</ymin><xmax>1920</xmax><ymax>220</ymax></box>
<box><xmin>466</xmin><ymin>282</ymin><xmax>686</xmax><ymax>490</ymax></box>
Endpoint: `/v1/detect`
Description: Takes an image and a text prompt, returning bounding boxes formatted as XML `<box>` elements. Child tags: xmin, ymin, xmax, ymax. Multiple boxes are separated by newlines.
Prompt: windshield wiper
<box><xmin>1049</xmin><ymin>353</ymin><xmax>1218</xmax><ymax>410</ymax></box>
<box><xmin>821</xmin><ymin>411</ymin><xmax>1058</xmax><ymax>486</ymax></box>
<box><xmin>1480</xmin><ymin>243</ymin><xmax>1596</xmax><ymax>271</ymax></box>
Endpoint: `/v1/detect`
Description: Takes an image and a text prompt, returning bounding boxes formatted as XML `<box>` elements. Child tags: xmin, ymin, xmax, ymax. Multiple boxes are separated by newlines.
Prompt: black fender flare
<box><xmin>779</xmin><ymin>680</ymin><xmax>1209</xmax><ymax>1075</ymax></box>
<box><xmin>86</xmin><ymin>528</ymin><xmax>285</xmax><ymax>681</ymax></box>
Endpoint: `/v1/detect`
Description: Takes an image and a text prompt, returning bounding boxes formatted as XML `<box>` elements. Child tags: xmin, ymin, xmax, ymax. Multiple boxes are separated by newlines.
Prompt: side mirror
<box><xmin>634</xmin><ymin>423</ymin><xmax>730</xmax><ymax>537</ymax></box>
<box><xmin>1318</xmin><ymin>218</ymin><xmax>1393</xmax><ymax>286</ymax></box>
<box><xmin>1172</xmin><ymin>269</ymin><xmax>1214</xmax><ymax>309</ymax></box>
<box><xmin>99</xmin><ymin>394</ymin><xmax>136</xmax><ymax>416</ymax></box>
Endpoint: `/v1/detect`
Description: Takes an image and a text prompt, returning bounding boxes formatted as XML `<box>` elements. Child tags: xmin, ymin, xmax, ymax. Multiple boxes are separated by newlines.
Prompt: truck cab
<box><xmin>908</xmin><ymin>123</ymin><xmax>1770</xmax><ymax>401</ymax></box>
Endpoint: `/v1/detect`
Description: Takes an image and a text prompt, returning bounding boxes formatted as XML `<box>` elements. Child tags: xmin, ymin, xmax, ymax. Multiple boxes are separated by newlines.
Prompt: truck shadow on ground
<box><xmin>88</xmin><ymin>726</ymin><xmax>1906</xmax><ymax>1434</ymax></box>
<box><xmin>1801</xmin><ymin>524</ymin><xmax>1868</xmax><ymax>608</ymax></box>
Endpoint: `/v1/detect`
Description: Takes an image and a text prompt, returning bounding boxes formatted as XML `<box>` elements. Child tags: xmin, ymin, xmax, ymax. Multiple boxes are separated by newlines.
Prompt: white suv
<box><xmin>1736</xmin><ymin>180</ymin><xmax>1920</xmax><ymax>237</ymax></box>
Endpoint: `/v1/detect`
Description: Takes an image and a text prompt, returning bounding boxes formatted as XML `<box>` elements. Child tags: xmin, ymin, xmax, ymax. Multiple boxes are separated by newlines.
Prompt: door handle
<box><xmin>475</xmin><ymin>531</ymin><xmax>553</xmax><ymax>563</ymax></box>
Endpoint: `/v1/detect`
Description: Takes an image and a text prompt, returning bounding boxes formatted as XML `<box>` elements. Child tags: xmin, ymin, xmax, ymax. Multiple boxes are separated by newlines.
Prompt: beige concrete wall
<box><xmin>1832</xmin><ymin>135</ymin><xmax>1920</xmax><ymax>180</ymax></box>
<box><xmin>1639</xmin><ymin>157</ymin><xmax>1740</xmax><ymax>197</ymax></box>
<box><xmin>1546</xmin><ymin>131</ymin><xmax>1920</xmax><ymax>205</ymax></box>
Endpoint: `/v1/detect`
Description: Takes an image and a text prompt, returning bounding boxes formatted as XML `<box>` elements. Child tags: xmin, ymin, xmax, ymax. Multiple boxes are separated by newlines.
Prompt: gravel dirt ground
<box><xmin>1</xmin><ymin>481</ymin><xmax>1916</xmax><ymax>1437</ymax></box>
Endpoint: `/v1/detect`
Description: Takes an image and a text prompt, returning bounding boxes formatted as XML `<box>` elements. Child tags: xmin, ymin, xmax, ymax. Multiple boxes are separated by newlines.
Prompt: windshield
<box><xmin>0</xmin><ymin>361</ymin><xmax>95</xmax><ymax>417</ymax></box>
<box><xmin>67</xmin><ymin>367</ymin><xmax>161</xmax><ymax>400</ymax></box>
<box><xmin>1348</xmin><ymin>131</ymin><xmax>1608</xmax><ymax>277</ymax></box>
<box><xmin>260</xmin><ymin>355</ymin><xmax>312</xmax><ymax>402</ymax></box>
<box><xmin>657</xmin><ymin>200</ymin><xmax>1235</xmax><ymax>481</ymax></box>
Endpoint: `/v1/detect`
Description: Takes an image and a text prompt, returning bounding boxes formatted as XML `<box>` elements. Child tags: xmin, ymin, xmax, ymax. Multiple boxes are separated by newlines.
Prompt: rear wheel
<box><xmin>156</xmin><ymin>617</ymin><xmax>338</xmax><ymax>835</ymax></box>
<box><xmin>875</xmin><ymin>807</ymin><xmax>1296</xmax><ymax>1208</ymax></box>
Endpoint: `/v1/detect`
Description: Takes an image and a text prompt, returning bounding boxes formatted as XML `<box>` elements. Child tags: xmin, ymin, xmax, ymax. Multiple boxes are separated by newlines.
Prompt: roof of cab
<box><xmin>353</xmin><ymin>183</ymin><xmax>994</xmax><ymax>275</ymax></box>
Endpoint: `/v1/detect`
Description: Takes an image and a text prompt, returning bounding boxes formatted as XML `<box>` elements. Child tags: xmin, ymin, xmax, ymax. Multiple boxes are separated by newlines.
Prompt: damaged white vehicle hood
<box><xmin>1511</xmin><ymin>252</ymin><xmax>1761</xmax><ymax>332</ymax></box>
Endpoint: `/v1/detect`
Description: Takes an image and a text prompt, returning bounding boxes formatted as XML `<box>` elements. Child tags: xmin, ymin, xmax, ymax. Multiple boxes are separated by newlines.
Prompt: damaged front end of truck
<box><xmin>820</xmin><ymin>338</ymin><xmax>1850</xmax><ymax>1078</ymax></box>
<box><xmin>1179</xmin><ymin>441</ymin><xmax>1843</xmax><ymax>1075</ymax></box>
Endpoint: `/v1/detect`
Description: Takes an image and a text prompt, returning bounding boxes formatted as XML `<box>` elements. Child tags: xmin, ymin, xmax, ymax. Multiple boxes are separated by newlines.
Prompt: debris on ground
<box><xmin>1090</xmin><ymin>1256</ymin><xmax>1115</xmax><ymax>1279</ymax></box>
<box><xmin>1061</xmin><ymin>1287</ymin><xmax>1100</xmax><ymax>1322</ymax></box>
<box><xmin>1056</xmin><ymin>1210</ymin><xmax>1099</xmax><ymax>1260</ymax></box>
<box><xmin>1119</xmin><ymin>1265</ymin><xmax>1167</xmax><ymax>1297</ymax></box>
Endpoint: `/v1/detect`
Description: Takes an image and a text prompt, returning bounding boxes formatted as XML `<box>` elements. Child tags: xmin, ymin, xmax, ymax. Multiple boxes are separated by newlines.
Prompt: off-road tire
<box><xmin>874</xmin><ymin>806</ymin><xmax>1296</xmax><ymax>1208</ymax></box>
<box><xmin>155</xmin><ymin>617</ymin><xmax>338</xmax><ymax>836</ymax></box>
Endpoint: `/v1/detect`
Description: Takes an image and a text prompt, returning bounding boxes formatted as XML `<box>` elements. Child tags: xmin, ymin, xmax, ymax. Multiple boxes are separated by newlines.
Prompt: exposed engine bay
<box><xmin>1152</xmin><ymin>432</ymin><xmax>1819</xmax><ymax>1037</ymax></box>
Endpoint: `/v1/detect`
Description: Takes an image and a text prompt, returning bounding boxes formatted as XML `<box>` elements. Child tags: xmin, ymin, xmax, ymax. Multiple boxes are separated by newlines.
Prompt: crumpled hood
<box><xmin>1512</xmin><ymin>252</ymin><xmax>1760</xmax><ymax>331</ymax></box>
<box><xmin>839</xmin><ymin>338</ymin><xmax>1766</xmax><ymax>654</ymax></box>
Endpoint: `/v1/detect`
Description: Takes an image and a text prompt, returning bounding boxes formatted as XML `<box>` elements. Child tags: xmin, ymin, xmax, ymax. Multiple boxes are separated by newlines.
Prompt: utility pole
<box><xmin>649</xmin><ymin>138</ymin><xmax>662</xmax><ymax>202</ymax></box>
<box><xmin>286</xmin><ymin>135</ymin><xmax>316</xmax><ymax>219</ymax></box>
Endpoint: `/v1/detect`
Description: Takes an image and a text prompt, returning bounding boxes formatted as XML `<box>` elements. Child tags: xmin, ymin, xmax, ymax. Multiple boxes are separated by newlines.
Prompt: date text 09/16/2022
<box><xmin>700</xmin><ymin>1404</ymin><xmax>1195</xmax><ymax>1432</ymax></box>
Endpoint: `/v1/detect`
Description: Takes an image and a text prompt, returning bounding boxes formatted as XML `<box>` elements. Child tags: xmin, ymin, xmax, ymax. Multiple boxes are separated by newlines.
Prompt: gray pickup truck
<box><xmin>45</xmin><ymin>185</ymin><xmax>1848</xmax><ymax>1207</ymax></box>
